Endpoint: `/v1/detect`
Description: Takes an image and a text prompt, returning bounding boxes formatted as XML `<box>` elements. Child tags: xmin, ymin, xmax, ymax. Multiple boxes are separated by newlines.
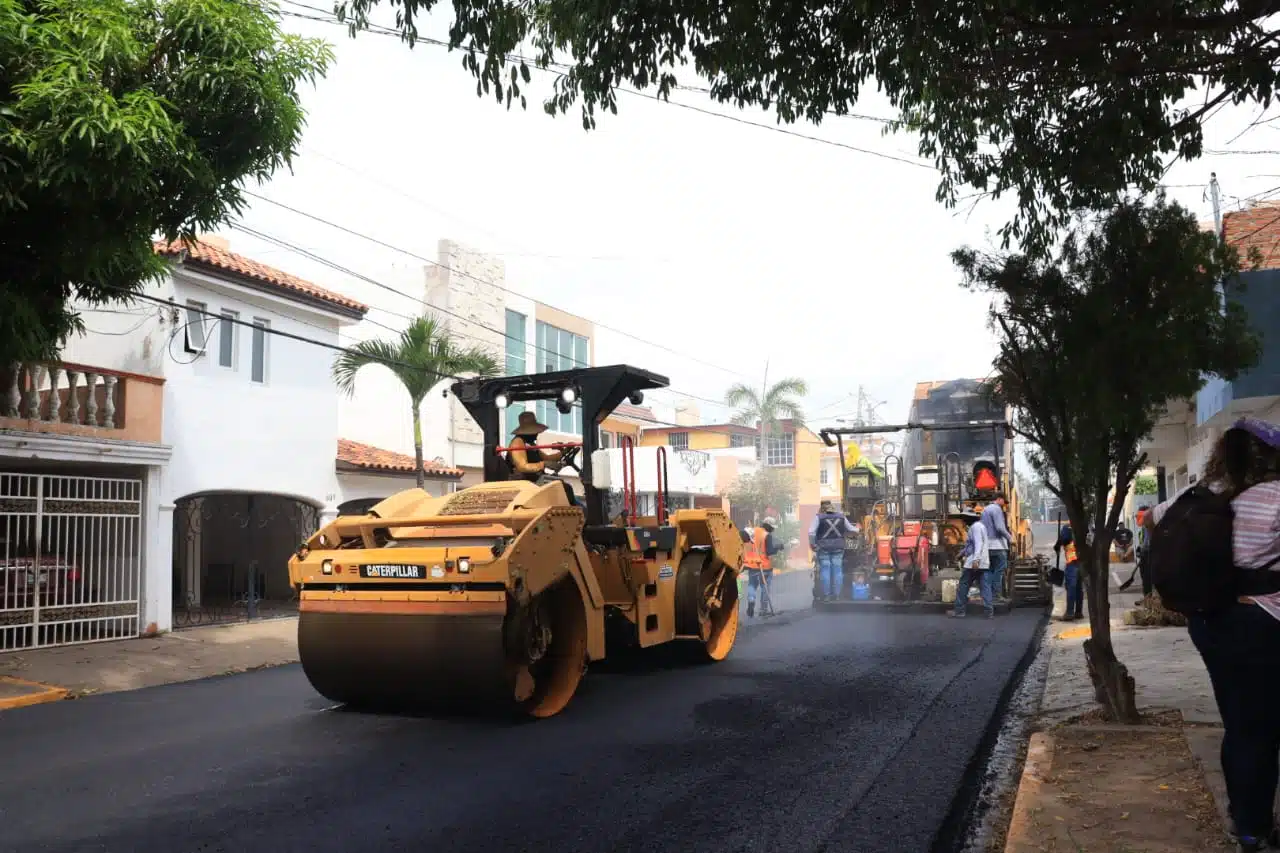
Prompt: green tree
<box><xmin>726</xmin><ymin>467</ymin><xmax>799</xmax><ymax>528</ymax></box>
<box><xmin>724</xmin><ymin>376</ymin><xmax>808</xmax><ymax>463</ymax></box>
<box><xmin>0</xmin><ymin>0</ymin><xmax>332</xmax><ymax>367</ymax></box>
<box><xmin>955</xmin><ymin>193</ymin><xmax>1260</xmax><ymax>722</ymax></box>
<box><xmin>333</xmin><ymin>0</ymin><xmax>1277</xmax><ymax>253</ymax></box>
<box><xmin>332</xmin><ymin>315</ymin><xmax>500</xmax><ymax>489</ymax></box>
<box><xmin>1134</xmin><ymin>475</ymin><xmax>1158</xmax><ymax>496</ymax></box>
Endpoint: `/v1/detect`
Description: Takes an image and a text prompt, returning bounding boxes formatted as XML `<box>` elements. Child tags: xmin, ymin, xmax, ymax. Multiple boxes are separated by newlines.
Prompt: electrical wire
<box><xmin>102</xmin><ymin>278</ymin><xmax>844</xmax><ymax>446</ymax></box>
<box><xmin>239</xmin><ymin>189</ymin><xmax>759</xmax><ymax>382</ymax></box>
<box><xmin>223</xmin><ymin>219</ymin><xmax>745</xmax><ymax>414</ymax></box>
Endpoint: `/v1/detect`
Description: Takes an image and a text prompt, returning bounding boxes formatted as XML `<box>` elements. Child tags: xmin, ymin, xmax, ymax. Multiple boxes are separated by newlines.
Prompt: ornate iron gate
<box><xmin>0</xmin><ymin>472</ymin><xmax>143</xmax><ymax>651</ymax></box>
<box><xmin>172</xmin><ymin>493</ymin><xmax>320</xmax><ymax>628</ymax></box>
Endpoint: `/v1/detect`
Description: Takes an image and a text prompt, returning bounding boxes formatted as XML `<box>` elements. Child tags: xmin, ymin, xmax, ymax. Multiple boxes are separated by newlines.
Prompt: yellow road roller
<box><xmin>287</xmin><ymin>365</ymin><xmax>744</xmax><ymax>719</ymax></box>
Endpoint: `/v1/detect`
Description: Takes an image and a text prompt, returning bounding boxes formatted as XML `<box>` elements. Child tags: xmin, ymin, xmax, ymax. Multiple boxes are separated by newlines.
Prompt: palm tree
<box><xmin>724</xmin><ymin>376</ymin><xmax>809</xmax><ymax>465</ymax></box>
<box><xmin>332</xmin><ymin>314</ymin><xmax>500</xmax><ymax>489</ymax></box>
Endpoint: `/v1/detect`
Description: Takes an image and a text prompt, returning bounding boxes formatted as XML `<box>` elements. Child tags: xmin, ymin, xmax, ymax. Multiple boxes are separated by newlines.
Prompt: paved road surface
<box><xmin>0</xmin><ymin>607</ymin><xmax>1046</xmax><ymax>853</ymax></box>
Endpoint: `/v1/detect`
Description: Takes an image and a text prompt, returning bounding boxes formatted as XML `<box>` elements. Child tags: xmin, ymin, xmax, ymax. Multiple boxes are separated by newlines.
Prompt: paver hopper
<box><xmin>287</xmin><ymin>365</ymin><xmax>744</xmax><ymax>718</ymax></box>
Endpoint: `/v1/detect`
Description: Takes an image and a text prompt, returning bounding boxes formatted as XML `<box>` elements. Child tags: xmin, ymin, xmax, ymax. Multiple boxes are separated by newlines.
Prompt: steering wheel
<box><xmin>552</xmin><ymin>445</ymin><xmax>582</xmax><ymax>475</ymax></box>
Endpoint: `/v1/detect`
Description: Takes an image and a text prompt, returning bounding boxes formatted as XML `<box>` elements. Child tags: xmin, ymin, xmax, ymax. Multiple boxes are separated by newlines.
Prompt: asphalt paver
<box><xmin>0</xmin><ymin>606</ymin><xmax>1045</xmax><ymax>853</ymax></box>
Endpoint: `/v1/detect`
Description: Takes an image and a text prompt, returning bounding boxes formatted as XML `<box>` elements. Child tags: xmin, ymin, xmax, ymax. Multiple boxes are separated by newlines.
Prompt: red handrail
<box><xmin>493</xmin><ymin>442</ymin><xmax>582</xmax><ymax>453</ymax></box>
<box><xmin>656</xmin><ymin>445</ymin><xmax>669</xmax><ymax>525</ymax></box>
<box><xmin>620</xmin><ymin>435</ymin><xmax>637</xmax><ymax>520</ymax></box>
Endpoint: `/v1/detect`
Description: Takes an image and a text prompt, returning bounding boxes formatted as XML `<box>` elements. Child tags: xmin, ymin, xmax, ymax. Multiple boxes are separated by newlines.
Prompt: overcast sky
<box><xmin>222</xmin><ymin>2</ymin><xmax>1280</xmax><ymax>437</ymax></box>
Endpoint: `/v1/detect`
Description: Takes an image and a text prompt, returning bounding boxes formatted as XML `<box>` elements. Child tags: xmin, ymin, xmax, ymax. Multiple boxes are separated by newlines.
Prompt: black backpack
<box><xmin>1149</xmin><ymin>484</ymin><xmax>1280</xmax><ymax>615</ymax></box>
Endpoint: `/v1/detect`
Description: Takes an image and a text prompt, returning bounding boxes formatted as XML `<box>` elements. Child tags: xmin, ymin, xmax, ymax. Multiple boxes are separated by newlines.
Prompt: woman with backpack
<box><xmin>1142</xmin><ymin>417</ymin><xmax>1280</xmax><ymax>853</ymax></box>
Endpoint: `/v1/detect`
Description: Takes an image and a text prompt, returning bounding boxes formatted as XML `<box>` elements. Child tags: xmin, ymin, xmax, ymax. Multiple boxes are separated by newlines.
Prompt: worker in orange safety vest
<box><xmin>744</xmin><ymin>517</ymin><xmax>784</xmax><ymax>618</ymax></box>
<box><xmin>1053</xmin><ymin>523</ymin><xmax>1083</xmax><ymax>621</ymax></box>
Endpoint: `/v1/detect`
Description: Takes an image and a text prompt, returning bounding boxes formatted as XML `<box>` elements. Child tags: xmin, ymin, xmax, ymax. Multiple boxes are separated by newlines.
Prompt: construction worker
<box><xmin>505</xmin><ymin>411</ymin><xmax>576</xmax><ymax>506</ymax></box>
<box><xmin>810</xmin><ymin>499</ymin><xmax>855</xmax><ymax>601</ymax></box>
<box><xmin>1053</xmin><ymin>522</ymin><xmax>1084</xmax><ymax>621</ymax></box>
<box><xmin>745</xmin><ymin>516</ymin><xmax>784</xmax><ymax>618</ymax></box>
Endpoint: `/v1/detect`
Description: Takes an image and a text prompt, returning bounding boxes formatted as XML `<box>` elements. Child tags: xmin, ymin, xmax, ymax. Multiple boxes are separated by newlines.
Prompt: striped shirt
<box><xmin>1151</xmin><ymin>481</ymin><xmax>1280</xmax><ymax>622</ymax></box>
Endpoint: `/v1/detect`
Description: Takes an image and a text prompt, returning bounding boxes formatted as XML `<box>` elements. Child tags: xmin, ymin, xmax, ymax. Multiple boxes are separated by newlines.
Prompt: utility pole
<box><xmin>1210</xmin><ymin>172</ymin><xmax>1223</xmax><ymax>236</ymax></box>
<box><xmin>1209</xmin><ymin>173</ymin><xmax>1226</xmax><ymax>313</ymax></box>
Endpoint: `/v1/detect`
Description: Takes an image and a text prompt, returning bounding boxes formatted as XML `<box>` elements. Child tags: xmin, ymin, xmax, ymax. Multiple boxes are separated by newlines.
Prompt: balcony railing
<box><xmin>1</xmin><ymin>361</ymin><xmax>163</xmax><ymax>443</ymax></box>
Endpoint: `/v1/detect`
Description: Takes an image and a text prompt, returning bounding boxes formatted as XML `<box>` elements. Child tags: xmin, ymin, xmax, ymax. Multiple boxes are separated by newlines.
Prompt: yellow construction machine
<box><xmin>817</xmin><ymin>389</ymin><xmax>1049</xmax><ymax>609</ymax></box>
<box><xmin>287</xmin><ymin>365</ymin><xmax>744</xmax><ymax>719</ymax></box>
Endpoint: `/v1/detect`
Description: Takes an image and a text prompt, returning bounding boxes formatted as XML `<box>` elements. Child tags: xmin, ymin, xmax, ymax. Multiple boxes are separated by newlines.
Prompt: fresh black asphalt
<box><xmin>0</xmin><ymin>584</ymin><xmax>1045</xmax><ymax>853</ymax></box>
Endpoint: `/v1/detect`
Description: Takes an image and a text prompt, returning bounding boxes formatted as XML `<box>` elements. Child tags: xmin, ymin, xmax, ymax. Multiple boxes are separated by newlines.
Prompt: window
<box><xmin>669</xmin><ymin>432</ymin><xmax>689</xmax><ymax>450</ymax></box>
<box><xmin>504</xmin><ymin>310</ymin><xmax>527</xmax><ymax>435</ymax></box>
<box><xmin>534</xmin><ymin>320</ymin><xmax>589</xmax><ymax>435</ymax></box>
<box><xmin>250</xmin><ymin>319</ymin><xmax>268</xmax><ymax>383</ymax></box>
<box><xmin>765</xmin><ymin>433</ymin><xmax>795</xmax><ymax>467</ymax></box>
<box><xmin>600</xmin><ymin>431</ymin><xmax>614</xmax><ymax>448</ymax></box>
<box><xmin>183</xmin><ymin>301</ymin><xmax>209</xmax><ymax>354</ymax></box>
<box><xmin>730</xmin><ymin>433</ymin><xmax>755</xmax><ymax>448</ymax></box>
<box><xmin>820</xmin><ymin>466</ymin><xmax>830</xmax><ymax>486</ymax></box>
<box><xmin>218</xmin><ymin>310</ymin><xmax>238</xmax><ymax>368</ymax></box>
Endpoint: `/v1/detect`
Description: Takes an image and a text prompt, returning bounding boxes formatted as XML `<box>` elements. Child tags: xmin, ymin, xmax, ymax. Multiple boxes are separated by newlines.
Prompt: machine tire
<box><xmin>513</xmin><ymin>580</ymin><xmax>589</xmax><ymax>719</ymax></box>
<box><xmin>675</xmin><ymin>551</ymin><xmax>740</xmax><ymax>663</ymax></box>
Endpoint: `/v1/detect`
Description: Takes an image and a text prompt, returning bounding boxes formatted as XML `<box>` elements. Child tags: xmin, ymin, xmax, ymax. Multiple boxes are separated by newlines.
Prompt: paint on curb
<box><xmin>1003</xmin><ymin>732</ymin><xmax>1054</xmax><ymax>853</ymax></box>
<box><xmin>0</xmin><ymin>675</ymin><xmax>69</xmax><ymax>711</ymax></box>
<box><xmin>1055</xmin><ymin>624</ymin><xmax>1092</xmax><ymax>640</ymax></box>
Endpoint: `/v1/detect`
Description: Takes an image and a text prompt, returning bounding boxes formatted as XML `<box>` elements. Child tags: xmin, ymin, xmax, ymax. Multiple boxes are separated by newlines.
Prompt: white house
<box><xmin>1</xmin><ymin>234</ymin><xmax>382</xmax><ymax>648</ymax></box>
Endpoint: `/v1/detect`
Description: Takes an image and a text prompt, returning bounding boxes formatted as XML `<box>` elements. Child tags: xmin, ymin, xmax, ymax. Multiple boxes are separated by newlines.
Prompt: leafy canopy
<box><xmin>0</xmin><ymin>0</ymin><xmax>333</xmax><ymax>366</ymax></box>
<box><xmin>956</xmin><ymin>193</ymin><xmax>1259</xmax><ymax>529</ymax></box>
<box><xmin>726</xmin><ymin>466</ymin><xmax>799</xmax><ymax>523</ymax></box>
<box><xmin>955</xmin><ymin>193</ymin><xmax>1260</xmax><ymax>719</ymax></box>
<box><xmin>334</xmin><ymin>0</ymin><xmax>1279</xmax><ymax>252</ymax></box>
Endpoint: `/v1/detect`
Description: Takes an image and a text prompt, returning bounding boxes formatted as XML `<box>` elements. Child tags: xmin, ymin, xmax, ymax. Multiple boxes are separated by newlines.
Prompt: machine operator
<box><xmin>506</xmin><ymin>411</ymin><xmax>578</xmax><ymax>506</ymax></box>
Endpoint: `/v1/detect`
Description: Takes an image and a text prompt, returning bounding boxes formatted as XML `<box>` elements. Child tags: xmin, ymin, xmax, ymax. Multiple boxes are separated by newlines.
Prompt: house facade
<box><xmin>637</xmin><ymin>420</ymin><xmax>823</xmax><ymax>563</ymax></box>
<box><xmin>1139</xmin><ymin>203</ymin><xmax>1280</xmax><ymax>498</ymax></box>
<box><xmin>1</xmin><ymin>234</ymin><xmax>379</xmax><ymax>648</ymax></box>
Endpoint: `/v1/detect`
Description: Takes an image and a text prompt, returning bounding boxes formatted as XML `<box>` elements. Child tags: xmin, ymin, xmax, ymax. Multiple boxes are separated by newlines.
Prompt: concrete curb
<box><xmin>1002</xmin><ymin>731</ymin><xmax>1054</xmax><ymax>853</ymax></box>
<box><xmin>0</xmin><ymin>675</ymin><xmax>69</xmax><ymax>711</ymax></box>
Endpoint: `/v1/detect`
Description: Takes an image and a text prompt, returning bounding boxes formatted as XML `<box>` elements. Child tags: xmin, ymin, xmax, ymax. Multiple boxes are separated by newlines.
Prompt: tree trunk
<box><xmin>412</xmin><ymin>403</ymin><xmax>426</xmax><ymax>490</ymax></box>
<box><xmin>1081</xmin><ymin>546</ymin><xmax>1140</xmax><ymax>722</ymax></box>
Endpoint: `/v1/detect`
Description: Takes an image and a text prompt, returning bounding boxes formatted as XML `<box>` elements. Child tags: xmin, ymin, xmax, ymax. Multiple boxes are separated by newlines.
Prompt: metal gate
<box><xmin>0</xmin><ymin>472</ymin><xmax>143</xmax><ymax>651</ymax></box>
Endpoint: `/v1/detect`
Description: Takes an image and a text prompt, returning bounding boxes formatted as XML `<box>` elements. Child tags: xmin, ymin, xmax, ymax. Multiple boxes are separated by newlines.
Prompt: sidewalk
<box><xmin>0</xmin><ymin>617</ymin><xmax>299</xmax><ymax>707</ymax></box>
<box><xmin>1001</xmin><ymin>576</ymin><xmax>1237</xmax><ymax>853</ymax></box>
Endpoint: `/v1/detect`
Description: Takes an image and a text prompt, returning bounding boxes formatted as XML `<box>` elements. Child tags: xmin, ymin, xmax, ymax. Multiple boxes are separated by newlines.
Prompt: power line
<box><xmin>239</xmin><ymin>188</ymin><xmax>757</xmax><ymax>382</ymax></box>
<box><xmin>221</xmin><ymin>221</ymin><xmax>741</xmax><ymax>413</ymax></box>
<box><xmin>105</xmin><ymin>280</ymin><xmax>833</xmax><ymax>444</ymax></box>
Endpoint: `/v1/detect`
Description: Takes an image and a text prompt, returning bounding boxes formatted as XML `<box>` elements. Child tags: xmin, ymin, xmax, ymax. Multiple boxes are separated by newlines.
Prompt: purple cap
<box><xmin>1231</xmin><ymin>417</ymin><xmax>1280</xmax><ymax>449</ymax></box>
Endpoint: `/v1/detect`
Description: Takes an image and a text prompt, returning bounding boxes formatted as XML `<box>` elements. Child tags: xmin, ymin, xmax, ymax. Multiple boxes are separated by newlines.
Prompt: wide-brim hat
<box><xmin>512</xmin><ymin>411</ymin><xmax>548</xmax><ymax>436</ymax></box>
<box><xmin>762</xmin><ymin>516</ymin><xmax>778</xmax><ymax>527</ymax></box>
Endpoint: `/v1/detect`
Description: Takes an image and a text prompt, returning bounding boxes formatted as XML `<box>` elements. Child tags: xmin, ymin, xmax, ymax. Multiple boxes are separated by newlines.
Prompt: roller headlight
<box><xmin>457</xmin><ymin>557</ymin><xmax>472</xmax><ymax>574</ymax></box>
<box><xmin>321</xmin><ymin>559</ymin><xmax>334</xmax><ymax>575</ymax></box>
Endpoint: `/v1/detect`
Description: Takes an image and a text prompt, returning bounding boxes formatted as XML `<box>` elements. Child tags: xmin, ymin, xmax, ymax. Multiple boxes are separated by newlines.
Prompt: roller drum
<box><xmin>298</xmin><ymin>610</ymin><xmax>516</xmax><ymax>714</ymax></box>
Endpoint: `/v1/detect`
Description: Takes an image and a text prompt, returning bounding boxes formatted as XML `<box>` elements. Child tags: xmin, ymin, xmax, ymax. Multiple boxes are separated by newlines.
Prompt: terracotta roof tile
<box><xmin>1224</xmin><ymin>203</ymin><xmax>1280</xmax><ymax>270</ymax></box>
<box><xmin>337</xmin><ymin>438</ymin><xmax>463</xmax><ymax>479</ymax></box>
<box><xmin>155</xmin><ymin>237</ymin><xmax>368</xmax><ymax>316</ymax></box>
<box><xmin>609</xmin><ymin>404</ymin><xmax>656</xmax><ymax>423</ymax></box>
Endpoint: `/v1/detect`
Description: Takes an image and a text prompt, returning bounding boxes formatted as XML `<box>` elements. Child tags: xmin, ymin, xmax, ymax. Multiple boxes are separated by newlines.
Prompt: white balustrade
<box><xmin>2</xmin><ymin>362</ymin><xmax>123</xmax><ymax>429</ymax></box>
